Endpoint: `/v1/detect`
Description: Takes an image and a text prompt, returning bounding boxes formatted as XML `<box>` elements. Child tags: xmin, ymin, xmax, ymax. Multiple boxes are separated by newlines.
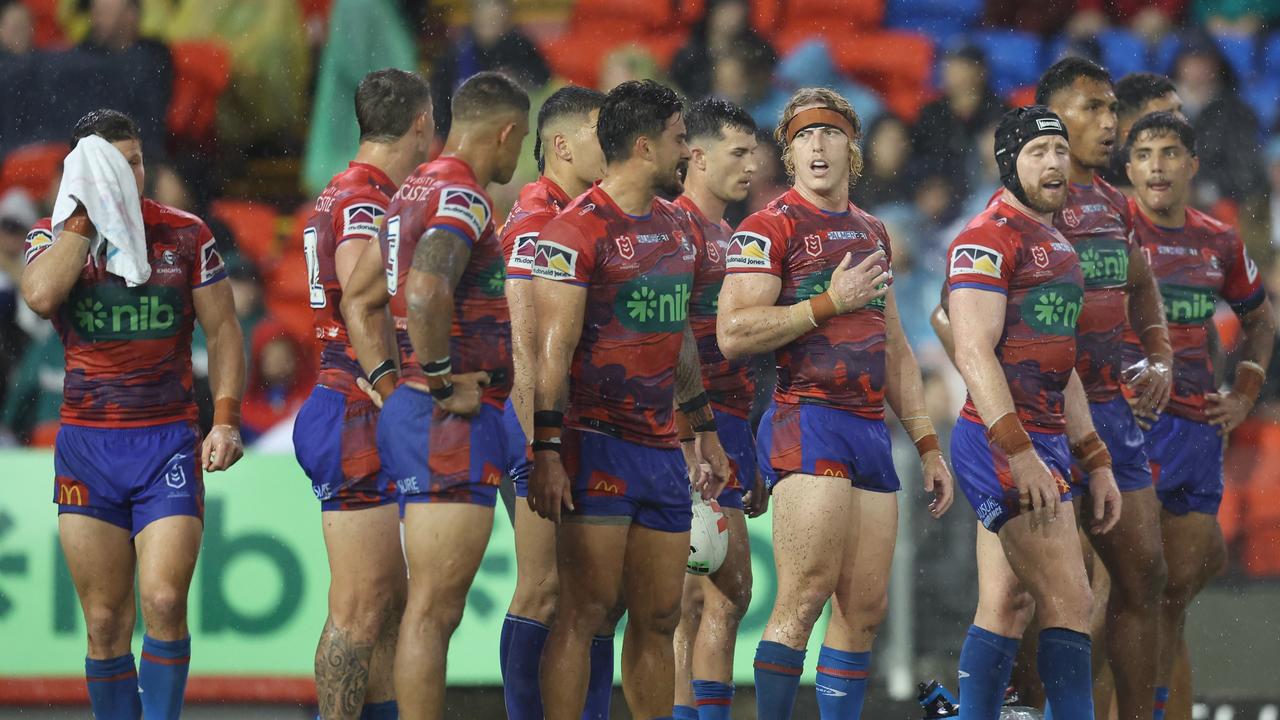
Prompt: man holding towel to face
<box><xmin>20</xmin><ymin>109</ymin><xmax>245</xmax><ymax>720</ymax></box>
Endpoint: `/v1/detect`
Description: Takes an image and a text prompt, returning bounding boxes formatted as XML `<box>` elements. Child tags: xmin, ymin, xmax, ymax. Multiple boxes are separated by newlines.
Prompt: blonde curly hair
<box><xmin>774</xmin><ymin>87</ymin><xmax>864</xmax><ymax>188</ymax></box>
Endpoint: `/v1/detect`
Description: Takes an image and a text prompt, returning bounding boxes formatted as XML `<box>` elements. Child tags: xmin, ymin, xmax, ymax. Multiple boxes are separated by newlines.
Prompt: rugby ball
<box><xmin>687</xmin><ymin>497</ymin><xmax>729</xmax><ymax>575</ymax></box>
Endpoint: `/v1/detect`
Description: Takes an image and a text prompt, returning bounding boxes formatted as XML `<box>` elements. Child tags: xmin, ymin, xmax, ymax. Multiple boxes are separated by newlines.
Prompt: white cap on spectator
<box><xmin>0</xmin><ymin>188</ymin><xmax>38</xmax><ymax>230</ymax></box>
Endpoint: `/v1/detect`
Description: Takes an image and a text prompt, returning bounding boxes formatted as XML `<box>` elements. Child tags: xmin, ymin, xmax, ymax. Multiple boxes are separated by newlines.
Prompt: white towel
<box><xmin>51</xmin><ymin>135</ymin><xmax>150</xmax><ymax>287</ymax></box>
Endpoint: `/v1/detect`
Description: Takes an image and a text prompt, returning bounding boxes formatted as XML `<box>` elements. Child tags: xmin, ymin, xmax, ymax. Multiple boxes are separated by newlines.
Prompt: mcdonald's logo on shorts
<box><xmin>814</xmin><ymin>460</ymin><xmax>848</xmax><ymax>479</ymax></box>
<box><xmin>56</xmin><ymin>477</ymin><xmax>90</xmax><ymax>506</ymax></box>
<box><xmin>587</xmin><ymin>471</ymin><xmax>627</xmax><ymax>497</ymax></box>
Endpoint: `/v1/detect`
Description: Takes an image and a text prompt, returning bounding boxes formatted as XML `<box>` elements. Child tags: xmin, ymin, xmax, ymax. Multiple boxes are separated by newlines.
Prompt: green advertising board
<box><xmin>0</xmin><ymin>452</ymin><xmax>832</xmax><ymax>685</ymax></box>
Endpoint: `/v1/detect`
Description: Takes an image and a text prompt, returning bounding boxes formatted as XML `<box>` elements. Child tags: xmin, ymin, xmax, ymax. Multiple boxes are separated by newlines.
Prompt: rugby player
<box><xmin>21</xmin><ymin>109</ymin><xmax>245</xmax><ymax>720</ymax></box>
<box><xmin>1124</xmin><ymin>112</ymin><xmax>1274</xmax><ymax>720</ymax></box>
<box><xmin>669</xmin><ymin>97</ymin><xmax>765</xmax><ymax>720</ymax></box>
<box><xmin>496</xmin><ymin>85</ymin><xmax>616</xmax><ymax>720</ymax></box>
<box><xmin>1036</xmin><ymin>58</ymin><xmax>1173</xmax><ymax>720</ymax></box>
<box><xmin>1104</xmin><ymin>73</ymin><xmax>1184</xmax><ymax>190</ymax></box>
<box><xmin>944</xmin><ymin>105</ymin><xmax>1122</xmax><ymax>720</ymax></box>
<box><xmin>340</xmin><ymin>71</ymin><xmax>529</xmax><ymax>720</ymax></box>
<box><xmin>528</xmin><ymin>79</ymin><xmax>731</xmax><ymax>720</ymax></box>
<box><xmin>293</xmin><ymin>69</ymin><xmax>432</xmax><ymax>720</ymax></box>
<box><xmin>716</xmin><ymin>87</ymin><xmax>954</xmax><ymax>720</ymax></box>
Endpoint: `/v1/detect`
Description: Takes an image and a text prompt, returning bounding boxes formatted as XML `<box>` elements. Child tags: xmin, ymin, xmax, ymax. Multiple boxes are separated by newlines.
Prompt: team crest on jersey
<box><xmin>949</xmin><ymin>244</ymin><xmax>1003</xmax><ymax>279</ymax></box>
<box><xmin>705</xmin><ymin>238</ymin><xmax>721</xmax><ymax>264</ymax></box>
<box><xmin>1244</xmin><ymin>251</ymin><xmax>1259</xmax><ymax>283</ymax></box>
<box><xmin>1061</xmin><ymin>208</ymin><xmax>1080</xmax><ymax>228</ymax></box>
<box><xmin>532</xmin><ymin>241</ymin><xmax>578</xmax><ymax>281</ymax></box>
<box><xmin>24</xmin><ymin>228</ymin><xmax>54</xmax><ymax>263</ymax></box>
<box><xmin>438</xmin><ymin>187</ymin><xmax>491</xmax><ymax>237</ymax></box>
<box><xmin>343</xmin><ymin>203</ymin><xmax>385</xmax><ymax>238</ymax></box>
<box><xmin>200</xmin><ymin>238</ymin><xmax>225</xmax><ymax>284</ymax></box>
<box><xmin>804</xmin><ymin>233</ymin><xmax>822</xmax><ymax>257</ymax></box>
<box><xmin>508</xmin><ymin>232</ymin><xmax>539</xmax><ymax>271</ymax></box>
<box><xmin>615</xmin><ymin>235</ymin><xmax>635</xmax><ymax>260</ymax></box>
<box><xmin>725</xmin><ymin>232</ymin><xmax>771</xmax><ymax>269</ymax></box>
<box><xmin>1032</xmin><ymin>245</ymin><xmax>1050</xmax><ymax>269</ymax></box>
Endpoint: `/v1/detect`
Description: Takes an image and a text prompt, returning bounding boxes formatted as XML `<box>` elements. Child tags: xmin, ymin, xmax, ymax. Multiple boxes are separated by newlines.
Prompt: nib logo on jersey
<box><xmin>1076</xmin><ymin>239</ymin><xmax>1129</xmax><ymax>288</ymax></box>
<box><xmin>477</xmin><ymin>257</ymin><xmax>507</xmax><ymax>297</ymax></box>
<box><xmin>1160</xmin><ymin>283</ymin><xmax>1217</xmax><ymax>324</ymax></box>
<box><xmin>68</xmin><ymin>285</ymin><xmax>183</xmax><ymax>340</ymax></box>
<box><xmin>616</xmin><ymin>273</ymin><xmax>693</xmax><ymax>332</ymax></box>
<box><xmin>1022</xmin><ymin>283</ymin><xmax>1083</xmax><ymax>336</ymax></box>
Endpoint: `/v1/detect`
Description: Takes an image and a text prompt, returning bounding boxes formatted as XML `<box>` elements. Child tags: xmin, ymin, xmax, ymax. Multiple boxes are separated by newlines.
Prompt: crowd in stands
<box><xmin>2</xmin><ymin>0</ymin><xmax>1280</xmax><ymax>576</ymax></box>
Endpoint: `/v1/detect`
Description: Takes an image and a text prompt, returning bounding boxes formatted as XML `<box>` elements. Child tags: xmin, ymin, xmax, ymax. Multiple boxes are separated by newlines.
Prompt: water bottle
<box><xmin>917</xmin><ymin>680</ymin><xmax>960</xmax><ymax>718</ymax></box>
<box><xmin>1000</xmin><ymin>707</ymin><xmax>1045</xmax><ymax>719</ymax></box>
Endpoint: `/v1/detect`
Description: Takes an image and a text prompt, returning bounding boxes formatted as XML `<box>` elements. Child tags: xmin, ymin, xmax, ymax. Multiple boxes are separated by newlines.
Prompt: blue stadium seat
<box><xmin>1045</xmin><ymin>30</ymin><xmax>1146</xmax><ymax>78</ymax></box>
<box><xmin>1245</xmin><ymin>78</ymin><xmax>1279</xmax><ymax>134</ymax></box>
<box><xmin>969</xmin><ymin>30</ymin><xmax>1044</xmax><ymax>95</ymax></box>
<box><xmin>1151</xmin><ymin>33</ymin><xmax>1183</xmax><ymax>75</ymax></box>
<box><xmin>1263</xmin><ymin>32</ymin><xmax>1280</xmax><ymax>77</ymax></box>
<box><xmin>1213</xmin><ymin>34</ymin><xmax>1257</xmax><ymax>82</ymax></box>
<box><xmin>885</xmin><ymin>0</ymin><xmax>982</xmax><ymax>42</ymax></box>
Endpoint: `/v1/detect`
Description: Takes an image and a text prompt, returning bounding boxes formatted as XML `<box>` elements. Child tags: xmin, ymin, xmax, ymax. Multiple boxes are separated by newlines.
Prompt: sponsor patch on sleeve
<box><xmin>24</xmin><ymin>228</ymin><xmax>54</xmax><ymax>263</ymax></box>
<box><xmin>531</xmin><ymin>241</ymin><xmax>579</xmax><ymax>281</ymax></box>
<box><xmin>437</xmin><ymin>187</ymin><xmax>491</xmax><ymax>238</ymax></box>
<box><xmin>200</xmin><ymin>237</ymin><xmax>226</xmax><ymax>284</ymax></box>
<box><xmin>949</xmin><ymin>244</ymin><xmax>1004</xmax><ymax>279</ymax></box>
<box><xmin>508</xmin><ymin>232</ymin><xmax>539</xmax><ymax>272</ymax></box>
<box><xmin>342</xmin><ymin>203</ymin><xmax>385</xmax><ymax>239</ymax></box>
<box><xmin>725</xmin><ymin>231</ymin><xmax>772</xmax><ymax>270</ymax></box>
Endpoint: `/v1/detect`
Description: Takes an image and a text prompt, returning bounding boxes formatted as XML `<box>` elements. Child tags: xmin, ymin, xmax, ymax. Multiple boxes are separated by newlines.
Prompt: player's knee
<box><xmin>1113</xmin><ymin>553</ymin><xmax>1168</xmax><ymax>609</ymax></box>
<box><xmin>840</xmin><ymin>590</ymin><xmax>889</xmax><ymax>637</ymax></box>
<box><xmin>140</xmin><ymin>586</ymin><xmax>188</xmax><ymax>633</ymax></box>
<box><xmin>512</xmin><ymin>573</ymin><xmax>560</xmax><ymax>623</ymax></box>
<box><xmin>633</xmin><ymin>598</ymin><xmax>683</xmax><ymax>637</ymax></box>
<box><xmin>84</xmin><ymin>604</ymin><xmax>132</xmax><ymax>652</ymax></box>
<box><xmin>980</xmin><ymin>587</ymin><xmax>1036</xmax><ymax>636</ymax></box>
<box><xmin>329</xmin><ymin>596</ymin><xmax>395</xmax><ymax>642</ymax></box>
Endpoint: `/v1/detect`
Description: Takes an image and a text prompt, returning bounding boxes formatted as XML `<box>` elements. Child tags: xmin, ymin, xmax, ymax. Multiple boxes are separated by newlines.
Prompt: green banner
<box><xmin>0</xmin><ymin>452</ymin><xmax>832</xmax><ymax>683</ymax></box>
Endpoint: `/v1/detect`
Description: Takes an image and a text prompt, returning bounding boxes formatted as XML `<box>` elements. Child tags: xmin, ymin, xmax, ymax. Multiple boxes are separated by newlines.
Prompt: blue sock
<box><xmin>958</xmin><ymin>625</ymin><xmax>1019</xmax><ymax>720</ymax></box>
<box><xmin>692</xmin><ymin>679</ymin><xmax>734</xmax><ymax>719</ymax></box>
<box><xmin>500</xmin><ymin>615</ymin><xmax>549</xmax><ymax>720</ymax></box>
<box><xmin>815</xmin><ymin>646</ymin><xmax>870</xmax><ymax>719</ymax></box>
<box><xmin>360</xmin><ymin>700</ymin><xmax>398</xmax><ymax>719</ymax></box>
<box><xmin>139</xmin><ymin>635</ymin><xmax>190</xmax><ymax>720</ymax></box>
<box><xmin>1153</xmin><ymin>686</ymin><xmax>1169</xmax><ymax>720</ymax></box>
<box><xmin>1045</xmin><ymin>704</ymin><xmax>1054</xmax><ymax>720</ymax></box>
<box><xmin>583</xmin><ymin>634</ymin><xmax>614</xmax><ymax>720</ymax></box>
<box><xmin>674</xmin><ymin>706</ymin><xmax>699</xmax><ymax>720</ymax></box>
<box><xmin>85</xmin><ymin>654</ymin><xmax>141</xmax><ymax>720</ymax></box>
<box><xmin>753</xmin><ymin>640</ymin><xmax>805</xmax><ymax>720</ymax></box>
<box><xmin>1037</xmin><ymin>628</ymin><xmax>1093</xmax><ymax>720</ymax></box>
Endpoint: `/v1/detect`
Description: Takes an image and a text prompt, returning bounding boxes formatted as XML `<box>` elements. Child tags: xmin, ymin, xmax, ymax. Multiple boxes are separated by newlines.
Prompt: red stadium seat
<box><xmin>0</xmin><ymin>141</ymin><xmax>67</xmax><ymax>199</ymax></box>
<box><xmin>780</xmin><ymin>0</ymin><xmax>884</xmax><ymax>32</ymax></box>
<box><xmin>569</xmin><ymin>0</ymin><xmax>675</xmax><ymax>32</ymax></box>
<box><xmin>23</xmin><ymin>0</ymin><xmax>65</xmax><ymax>49</ymax></box>
<box><xmin>167</xmin><ymin>40</ymin><xmax>232</xmax><ymax>147</ymax></box>
<box><xmin>1008</xmin><ymin>85</ymin><xmax>1037</xmax><ymax>108</ymax></box>
<box><xmin>210</xmin><ymin>199</ymin><xmax>281</xmax><ymax>268</ymax></box>
<box><xmin>1229</xmin><ymin>419</ymin><xmax>1280</xmax><ymax>577</ymax></box>
<box><xmin>774</xmin><ymin>29</ymin><xmax>934</xmax><ymax>122</ymax></box>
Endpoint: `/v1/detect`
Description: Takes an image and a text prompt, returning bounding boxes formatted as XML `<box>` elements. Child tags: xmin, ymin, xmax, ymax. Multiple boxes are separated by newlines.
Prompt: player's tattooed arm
<box><xmin>405</xmin><ymin>228</ymin><xmax>472</xmax><ymax>366</ymax></box>
<box><xmin>341</xmin><ymin>240</ymin><xmax>398</xmax><ymax>382</ymax></box>
<box><xmin>676</xmin><ymin>323</ymin><xmax>732</xmax><ymax>500</ymax></box>
<box><xmin>675</xmin><ymin>326</ymin><xmax>709</xmax><ymax>407</ymax></box>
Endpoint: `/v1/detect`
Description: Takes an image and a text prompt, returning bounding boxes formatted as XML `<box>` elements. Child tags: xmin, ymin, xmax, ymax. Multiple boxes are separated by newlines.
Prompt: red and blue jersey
<box><xmin>304</xmin><ymin>162</ymin><xmax>397</xmax><ymax>398</ymax></box>
<box><xmin>498</xmin><ymin>175</ymin><xmax>572</xmax><ymax>280</ymax></box>
<box><xmin>24</xmin><ymin>200</ymin><xmax>227</xmax><ymax>428</ymax></box>
<box><xmin>533</xmin><ymin>183</ymin><xmax>701</xmax><ymax>447</ymax></box>
<box><xmin>379</xmin><ymin>156</ymin><xmax>511</xmax><ymax>406</ymax></box>
<box><xmin>674</xmin><ymin>194</ymin><xmax>755</xmax><ymax>418</ymax></box>
<box><xmin>1055</xmin><ymin>178</ymin><xmax>1135</xmax><ymax>403</ymax></box>
<box><xmin>726</xmin><ymin>188</ymin><xmax>891</xmax><ymax>418</ymax></box>
<box><xmin>1131</xmin><ymin>202</ymin><xmax>1265</xmax><ymax>422</ymax></box>
<box><xmin>946</xmin><ymin>197</ymin><xmax>1084</xmax><ymax>432</ymax></box>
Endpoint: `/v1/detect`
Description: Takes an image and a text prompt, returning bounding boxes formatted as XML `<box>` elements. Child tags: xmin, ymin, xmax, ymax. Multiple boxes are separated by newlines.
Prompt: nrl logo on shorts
<box><xmin>614</xmin><ymin>235</ymin><xmax>635</xmax><ymax>260</ymax></box>
<box><xmin>804</xmin><ymin>233</ymin><xmax>822</xmax><ymax>257</ymax></box>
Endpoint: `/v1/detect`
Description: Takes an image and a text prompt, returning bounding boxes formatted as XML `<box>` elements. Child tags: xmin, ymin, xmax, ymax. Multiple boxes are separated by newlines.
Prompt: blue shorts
<box><xmin>714</xmin><ymin>409</ymin><xmax>755</xmax><ymax>511</ymax></box>
<box><xmin>951</xmin><ymin>417</ymin><xmax>1077</xmax><ymax>533</ymax></box>
<box><xmin>54</xmin><ymin>421</ymin><xmax>204</xmax><ymax>536</ymax></box>
<box><xmin>756</xmin><ymin>401</ymin><xmax>900</xmax><ymax>493</ymax></box>
<box><xmin>294</xmin><ymin>385</ymin><xmax>394</xmax><ymax>512</ymax></box>
<box><xmin>376</xmin><ymin>385</ymin><xmax>506</xmax><ymax>507</ymax></box>
<box><xmin>1084</xmin><ymin>397</ymin><xmax>1152</xmax><ymax>492</ymax></box>
<box><xmin>502</xmin><ymin>398</ymin><xmax>532</xmax><ymax>498</ymax></box>
<box><xmin>561</xmin><ymin>427</ymin><xmax>692</xmax><ymax>533</ymax></box>
<box><xmin>1145</xmin><ymin>414</ymin><xmax>1223</xmax><ymax>516</ymax></box>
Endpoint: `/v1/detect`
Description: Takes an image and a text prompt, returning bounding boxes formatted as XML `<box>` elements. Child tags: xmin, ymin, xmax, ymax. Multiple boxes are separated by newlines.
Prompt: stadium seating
<box><xmin>1213</xmin><ymin>33</ymin><xmax>1257</xmax><ymax>82</ymax></box>
<box><xmin>883</xmin><ymin>0</ymin><xmax>983</xmax><ymax>43</ymax></box>
<box><xmin>166</xmin><ymin>40</ymin><xmax>232</xmax><ymax>148</ymax></box>
<box><xmin>1045</xmin><ymin>29</ymin><xmax>1149</xmax><ymax>79</ymax></box>
<box><xmin>24</xmin><ymin>0</ymin><xmax>64</xmax><ymax>49</ymax></box>
<box><xmin>967</xmin><ymin>30</ymin><xmax>1044</xmax><ymax>96</ymax></box>
<box><xmin>1244</xmin><ymin>78</ymin><xmax>1279</xmax><ymax>136</ymax></box>
<box><xmin>0</xmin><ymin>142</ymin><xmax>67</xmax><ymax>199</ymax></box>
<box><xmin>778</xmin><ymin>0</ymin><xmax>885</xmax><ymax>34</ymax></box>
<box><xmin>210</xmin><ymin>199</ymin><xmax>281</xmax><ymax>268</ymax></box>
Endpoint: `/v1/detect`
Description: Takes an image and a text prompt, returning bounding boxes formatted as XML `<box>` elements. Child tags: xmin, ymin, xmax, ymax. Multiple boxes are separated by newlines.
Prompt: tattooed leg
<box><xmin>365</xmin><ymin>588</ymin><xmax>405</xmax><ymax>703</ymax></box>
<box><xmin>317</xmin><ymin>618</ymin><xmax>376</xmax><ymax>720</ymax></box>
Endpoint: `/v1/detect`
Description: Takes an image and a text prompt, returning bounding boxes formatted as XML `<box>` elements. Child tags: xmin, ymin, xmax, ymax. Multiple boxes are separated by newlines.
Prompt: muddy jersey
<box><xmin>946</xmin><ymin>197</ymin><xmax>1084</xmax><ymax>432</ymax></box>
<box><xmin>1055</xmin><ymin>178</ymin><xmax>1135</xmax><ymax>403</ymax></box>
<box><xmin>24</xmin><ymin>201</ymin><xmax>227</xmax><ymax>427</ymax></box>
<box><xmin>1131</xmin><ymin>202</ymin><xmax>1265</xmax><ymax>422</ymax></box>
<box><xmin>533</xmin><ymin>184</ymin><xmax>701</xmax><ymax>447</ymax></box>
<box><xmin>725</xmin><ymin>188</ymin><xmax>891</xmax><ymax>418</ymax></box>
<box><xmin>499</xmin><ymin>175</ymin><xmax>572</xmax><ymax>280</ymax></box>
<box><xmin>674</xmin><ymin>194</ymin><xmax>755</xmax><ymax>418</ymax></box>
<box><xmin>379</xmin><ymin>156</ymin><xmax>511</xmax><ymax>405</ymax></box>
<box><xmin>304</xmin><ymin>162</ymin><xmax>397</xmax><ymax>397</ymax></box>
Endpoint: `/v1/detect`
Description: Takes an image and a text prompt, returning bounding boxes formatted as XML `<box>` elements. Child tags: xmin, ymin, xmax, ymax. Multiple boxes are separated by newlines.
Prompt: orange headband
<box><xmin>785</xmin><ymin>108</ymin><xmax>856</xmax><ymax>144</ymax></box>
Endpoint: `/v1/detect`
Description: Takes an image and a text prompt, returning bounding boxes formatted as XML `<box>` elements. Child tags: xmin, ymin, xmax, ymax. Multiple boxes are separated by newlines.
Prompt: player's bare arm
<box><xmin>404</xmin><ymin>227</ymin><xmax>489</xmax><ymax>416</ymax></box>
<box><xmin>1063</xmin><ymin>370</ymin><xmax>1121</xmax><ymax>534</ymax></box>
<box><xmin>883</xmin><ymin>289</ymin><xmax>953</xmax><ymax>518</ymax></box>
<box><xmin>505</xmin><ymin>273</ymin><xmax>536</xmax><ymax>438</ymax></box>
<box><xmin>529</xmin><ymin>276</ymin><xmax>587</xmax><ymax>522</ymax></box>
<box><xmin>1206</xmin><ymin>299</ymin><xmax>1276</xmax><ymax>435</ymax></box>
<box><xmin>929</xmin><ymin>303</ymin><xmax>957</xmax><ymax>364</ymax></box>
<box><xmin>716</xmin><ymin>250</ymin><xmax>888</xmax><ymax>359</ymax></box>
<box><xmin>1125</xmin><ymin>245</ymin><xmax>1173</xmax><ymax>418</ymax></box>
<box><xmin>675</xmin><ymin>325</ymin><xmax>731</xmax><ymax>500</ymax></box>
<box><xmin>340</xmin><ymin>240</ymin><xmax>399</xmax><ymax>405</ymax></box>
<box><xmin>950</xmin><ymin>287</ymin><xmax>1061</xmax><ymax>529</ymax></box>
<box><xmin>20</xmin><ymin>209</ymin><xmax>94</xmax><ymax>317</ymax></box>
<box><xmin>193</xmin><ymin>278</ymin><xmax>246</xmax><ymax>472</ymax></box>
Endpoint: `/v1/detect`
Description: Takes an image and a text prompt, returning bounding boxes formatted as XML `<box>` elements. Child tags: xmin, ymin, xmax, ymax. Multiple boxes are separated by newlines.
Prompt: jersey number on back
<box><xmin>303</xmin><ymin>227</ymin><xmax>325</xmax><ymax>308</ymax></box>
